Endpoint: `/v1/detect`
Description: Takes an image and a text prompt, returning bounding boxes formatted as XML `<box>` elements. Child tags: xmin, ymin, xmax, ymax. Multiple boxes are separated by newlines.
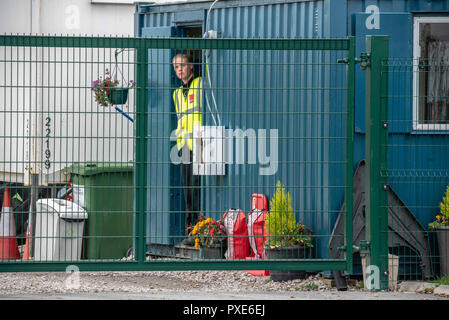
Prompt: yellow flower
<box><xmin>194</xmin><ymin>238</ymin><xmax>200</xmax><ymax>249</ymax></box>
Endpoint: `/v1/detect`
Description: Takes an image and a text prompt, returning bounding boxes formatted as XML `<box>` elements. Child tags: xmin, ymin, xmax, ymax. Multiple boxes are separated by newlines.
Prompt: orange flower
<box><xmin>194</xmin><ymin>238</ymin><xmax>200</xmax><ymax>249</ymax></box>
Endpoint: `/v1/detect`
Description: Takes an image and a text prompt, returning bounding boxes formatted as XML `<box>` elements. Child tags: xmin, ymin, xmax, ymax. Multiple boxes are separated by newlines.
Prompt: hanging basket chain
<box><xmin>112</xmin><ymin>48</ymin><xmax>128</xmax><ymax>88</ymax></box>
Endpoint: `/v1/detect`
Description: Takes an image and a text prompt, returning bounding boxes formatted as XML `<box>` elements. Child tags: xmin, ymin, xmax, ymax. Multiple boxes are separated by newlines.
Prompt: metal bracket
<box><xmin>355</xmin><ymin>52</ymin><xmax>370</xmax><ymax>70</ymax></box>
<box><xmin>337</xmin><ymin>53</ymin><xmax>370</xmax><ymax>70</ymax></box>
<box><xmin>338</xmin><ymin>245</ymin><xmax>361</xmax><ymax>253</ymax></box>
<box><xmin>359</xmin><ymin>240</ymin><xmax>370</xmax><ymax>258</ymax></box>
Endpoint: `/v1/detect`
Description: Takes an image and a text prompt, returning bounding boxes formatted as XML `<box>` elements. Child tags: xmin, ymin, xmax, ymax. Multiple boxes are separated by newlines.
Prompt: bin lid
<box><xmin>36</xmin><ymin>198</ymin><xmax>88</xmax><ymax>219</ymax></box>
<box><xmin>64</xmin><ymin>162</ymin><xmax>133</xmax><ymax>177</ymax></box>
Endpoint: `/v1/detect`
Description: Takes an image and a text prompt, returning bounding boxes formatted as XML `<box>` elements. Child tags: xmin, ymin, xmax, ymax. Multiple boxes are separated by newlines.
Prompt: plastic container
<box><xmin>265</xmin><ymin>246</ymin><xmax>312</xmax><ymax>282</ymax></box>
<box><xmin>436</xmin><ymin>226</ymin><xmax>449</xmax><ymax>277</ymax></box>
<box><xmin>108</xmin><ymin>88</ymin><xmax>129</xmax><ymax>105</ymax></box>
<box><xmin>34</xmin><ymin>199</ymin><xmax>88</xmax><ymax>261</ymax></box>
<box><xmin>65</xmin><ymin>162</ymin><xmax>133</xmax><ymax>260</ymax></box>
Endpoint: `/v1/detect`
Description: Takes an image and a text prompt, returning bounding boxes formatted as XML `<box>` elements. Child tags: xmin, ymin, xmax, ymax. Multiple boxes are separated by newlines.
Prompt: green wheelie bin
<box><xmin>65</xmin><ymin>162</ymin><xmax>133</xmax><ymax>260</ymax></box>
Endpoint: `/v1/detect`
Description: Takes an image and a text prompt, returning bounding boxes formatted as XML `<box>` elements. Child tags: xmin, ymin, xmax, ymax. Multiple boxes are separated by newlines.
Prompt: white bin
<box><xmin>34</xmin><ymin>199</ymin><xmax>88</xmax><ymax>261</ymax></box>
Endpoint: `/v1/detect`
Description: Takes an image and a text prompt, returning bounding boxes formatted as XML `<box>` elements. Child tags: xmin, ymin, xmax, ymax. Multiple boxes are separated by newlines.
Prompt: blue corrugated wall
<box><xmin>202</xmin><ymin>0</ymin><xmax>348</xmax><ymax>261</ymax></box>
<box><xmin>136</xmin><ymin>0</ymin><xmax>449</xmax><ymax>269</ymax></box>
<box><xmin>349</xmin><ymin>0</ymin><xmax>449</xmax><ymax>277</ymax></box>
<box><xmin>348</xmin><ymin>0</ymin><xmax>449</xmax><ymax>228</ymax></box>
<box><xmin>136</xmin><ymin>0</ymin><xmax>349</xmax><ymax>260</ymax></box>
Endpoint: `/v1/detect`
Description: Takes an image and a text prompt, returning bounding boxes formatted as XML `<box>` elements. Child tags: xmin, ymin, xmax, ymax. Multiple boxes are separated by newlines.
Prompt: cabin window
<box><xmin>413</xmin><ymin>17</ymin><xmax>449</xmax><ymax>130</ymax></box>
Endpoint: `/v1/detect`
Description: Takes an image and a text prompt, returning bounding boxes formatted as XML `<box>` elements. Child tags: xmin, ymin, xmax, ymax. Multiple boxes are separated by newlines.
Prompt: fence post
<box><xmin>345</xmin><ymin>36</ymin><xmax>356</xmax><ymax>275</ymax></box>
<box><xmin>135</xmin><ymin>40</ymin><xmax>148</xmax><ymax>263</ymax></box>
<box><xmin>365</xmin><ymin>35</ymin><xmax>389</xmax><ymax>291</ymax></box>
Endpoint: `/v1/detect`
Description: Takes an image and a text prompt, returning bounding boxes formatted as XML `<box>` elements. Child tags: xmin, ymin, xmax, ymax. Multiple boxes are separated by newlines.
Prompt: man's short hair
<box><xmin>172</xmin><ymin>53</ymin><xmax>192</xmax><ymax>64</ymax></box>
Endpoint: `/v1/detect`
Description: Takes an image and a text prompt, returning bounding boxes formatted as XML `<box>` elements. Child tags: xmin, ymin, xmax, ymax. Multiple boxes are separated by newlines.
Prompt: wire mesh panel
<box><xmin>144</xmin><ymin>38</ymin><xmax>354</xmax><ymax>274</ymax></box>
<box><xmin>383</xmin><ymin>57</ymin><xmax>449</xmax><ymax>281</ymax></box>
<box><xmin>0</xmin><ymin>36</ymin><xmax>355</xmax><ymax>273</ymax></box>
<box><xmin>0</xmin><ymin>36</ymin><xmax>136</xmax><ymax>266</ymax></box>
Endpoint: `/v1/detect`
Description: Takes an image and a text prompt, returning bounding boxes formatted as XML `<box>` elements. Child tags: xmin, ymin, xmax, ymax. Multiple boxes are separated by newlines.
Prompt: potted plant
<box><xmin>429</xmin><ymin>185</ymin><xmax>449</xmax><ymax>277</ymax></box>
<box><xmin>264</xmin><ymin>181</ymin><xmax>313</xmax><ymax>281</ymax></box>
<box><xmin>191</xmin><ymin>217</ymin><xmax>227</xmax><ymax>259</ymax></box>
<box><xmin>92</xmin><ymin>68</ymin><xmax>135</xmax><ymax>107</ymax></box>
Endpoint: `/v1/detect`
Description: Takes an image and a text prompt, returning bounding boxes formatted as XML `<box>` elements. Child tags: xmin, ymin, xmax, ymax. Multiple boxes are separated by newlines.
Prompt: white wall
<box><xmin>0</xmin><ymin>0</ymin><xmax>136</xmax><ymax>35</ymax></box>
<box><xmin>0</xmin><ymin>0</ymin><xmax>191</xmax><ymax>36</ymax></box>
<box><xmin>0</xmin><ymin>0</ymin><xmax>149</xmax><ymax>185</ymax></box>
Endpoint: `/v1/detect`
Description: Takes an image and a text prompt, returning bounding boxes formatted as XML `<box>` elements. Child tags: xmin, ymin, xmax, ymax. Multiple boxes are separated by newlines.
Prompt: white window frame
<box><xmin>413</xmin><ymin>16</ymin><xmax>449</xmax><ymax>131</ymax></box>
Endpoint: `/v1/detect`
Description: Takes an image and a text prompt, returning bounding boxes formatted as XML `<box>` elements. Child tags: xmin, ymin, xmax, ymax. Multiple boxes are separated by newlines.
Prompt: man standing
<box><xmin>172</xmin><ymin>53</ymin><xmax>202</xmax><ymax>234</ymax></box>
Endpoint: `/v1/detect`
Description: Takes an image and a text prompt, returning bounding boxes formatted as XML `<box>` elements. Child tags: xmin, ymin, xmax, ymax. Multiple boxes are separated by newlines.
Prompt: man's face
<box><xmin>173</xmin><ymin>56</ymin><xmax>193</xmax><ymax>84</ymax></box>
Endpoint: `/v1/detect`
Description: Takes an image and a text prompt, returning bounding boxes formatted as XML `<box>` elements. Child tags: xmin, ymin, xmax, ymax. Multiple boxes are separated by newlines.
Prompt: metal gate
<box><xmin>0</xmin><ymin>35</ymin><xmax>359</xmax><ymax>276</ymax></box>
<box><xmin>376</xmin><ymin>36</ymin><xmax>449</xmax><ymax>289</ymax></box>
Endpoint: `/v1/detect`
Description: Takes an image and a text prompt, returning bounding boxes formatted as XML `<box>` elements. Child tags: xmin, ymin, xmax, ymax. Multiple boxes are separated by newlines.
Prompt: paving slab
<box><xmin>434</xmin><ymin>284</ymin><xmax>449</xmax><ymax>297</ymax></box>
<box><xmin>399</xmin><ymin>281</ymin><xmax>436</xmax><ymax>293</ymax></box>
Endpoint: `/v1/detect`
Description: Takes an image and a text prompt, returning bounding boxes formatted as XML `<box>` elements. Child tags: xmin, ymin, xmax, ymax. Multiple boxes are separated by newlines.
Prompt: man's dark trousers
<box><xmin>181</xmin><ymin>145</ymin><xmax>201</xmax><ymax>233</ymax></box>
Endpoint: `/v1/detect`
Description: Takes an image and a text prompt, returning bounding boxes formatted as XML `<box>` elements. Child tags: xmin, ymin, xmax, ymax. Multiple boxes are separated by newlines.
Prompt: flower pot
<box><xmin>264</xmin><ymin>246</ymin><xmax>312</xmax><ymax>282</ymax></box>
<box><xmin>108</xmin><ymin>88</ymin><xmax>129</xmax><ymax>105</ymax></box>
<box><xmin>435</xmin><ymin>226</ymin><xmax>449</xmax><ymax>277</ymax></box>
<box><xmin>199</xmin><ymin>243</ymin><xmax>227</xmax><ymax>259</ymax></box>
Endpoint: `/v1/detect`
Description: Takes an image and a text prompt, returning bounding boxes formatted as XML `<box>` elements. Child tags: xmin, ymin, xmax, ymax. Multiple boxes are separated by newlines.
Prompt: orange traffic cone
<box><xmin>0</xmin><ymin>188</ymin><xmax>21</xmax><ymax>260</ymax></box>
<box><xmin>22</xmin><ymin>225</ymin><xmax>32</xmax><ymax>260</ymax></box>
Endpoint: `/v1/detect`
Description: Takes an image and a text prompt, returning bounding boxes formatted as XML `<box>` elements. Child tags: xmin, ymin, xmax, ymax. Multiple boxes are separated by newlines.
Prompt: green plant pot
<box><xmin>436</xmin><ymin>226</ymin><xmax>449</xmax><ymax>277</ymax></box>
<box><xmin>264</xmin><ymin>246</ymin><xmax>312</xmax><ymax>282</ymax></box>
<box><xmin>199</xmin><ymin>243</ymin><xmax>227</xmax><ymax>259</ymax></box>
<box><xmin>108</xmin><ymin>88</ymin><xmax>129</xmax><ymax>105</ymax></box>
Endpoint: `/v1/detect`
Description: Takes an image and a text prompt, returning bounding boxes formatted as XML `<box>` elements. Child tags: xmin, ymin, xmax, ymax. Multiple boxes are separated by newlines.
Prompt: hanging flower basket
<box><xmin>92</xmin><ymin>49</ymin><xmax>135</xmax><ymax>107</ymax></box>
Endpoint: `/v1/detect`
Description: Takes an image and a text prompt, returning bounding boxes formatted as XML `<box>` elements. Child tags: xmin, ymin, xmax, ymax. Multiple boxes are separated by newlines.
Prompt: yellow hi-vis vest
<box><xmin>173</xmin><ymin>76</ymin><xmax>203</xmax><ymax>151</ymax></box>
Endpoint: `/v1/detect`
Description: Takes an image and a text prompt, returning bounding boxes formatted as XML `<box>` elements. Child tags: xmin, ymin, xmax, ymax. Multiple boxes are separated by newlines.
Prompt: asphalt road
<box><xmin>1</xmin><ymin>289</ymin><xmax>447</xmax><ymax>300</ymax></box>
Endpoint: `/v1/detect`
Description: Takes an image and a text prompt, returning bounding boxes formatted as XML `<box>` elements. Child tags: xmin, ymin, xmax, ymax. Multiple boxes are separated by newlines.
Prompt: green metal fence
<box><xmin>377</xmin><ymin>37</ymin><xmax>449</xmax><ymax>289</ymax></box>
<box><xmin>0</xmin><ymin>35</ymin><xmax>358</xmax><ymax>278</ymax></box>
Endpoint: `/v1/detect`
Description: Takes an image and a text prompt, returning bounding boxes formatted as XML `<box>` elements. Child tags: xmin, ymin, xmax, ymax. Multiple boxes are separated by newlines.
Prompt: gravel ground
<box><xmin>1</xmin><ymin>270</ymin><xmax>449</xmax><ymax>301</ymax></box>
<box><xmin>0</xmin><ymin>270</ymin><xmax>346</xmax><ymax>295</ymax></box>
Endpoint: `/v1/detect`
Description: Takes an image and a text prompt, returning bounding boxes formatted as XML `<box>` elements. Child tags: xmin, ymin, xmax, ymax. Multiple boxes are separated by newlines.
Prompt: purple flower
<box><xmin>92</xmin><ymin>80</ymin><xmax>99</xmax><ymax>87</ymax></box>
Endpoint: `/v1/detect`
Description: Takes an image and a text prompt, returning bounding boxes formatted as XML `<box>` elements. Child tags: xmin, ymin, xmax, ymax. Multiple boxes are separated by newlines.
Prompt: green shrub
<box><xmin>429</xmin><ymin>185</ymin><xmax>449</xmax><ymax>229</ymax></box>
<box><xmin>264</xmin><ymin>181</ymin><xmax>313</xmax><ymax>248</ymax></box>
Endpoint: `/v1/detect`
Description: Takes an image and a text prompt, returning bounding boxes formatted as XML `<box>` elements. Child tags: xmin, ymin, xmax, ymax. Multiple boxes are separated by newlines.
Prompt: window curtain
<box><xmin>427</xmin><ymin>40</ymin><xmax>449</xmax><ymax>123</ymax></box>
